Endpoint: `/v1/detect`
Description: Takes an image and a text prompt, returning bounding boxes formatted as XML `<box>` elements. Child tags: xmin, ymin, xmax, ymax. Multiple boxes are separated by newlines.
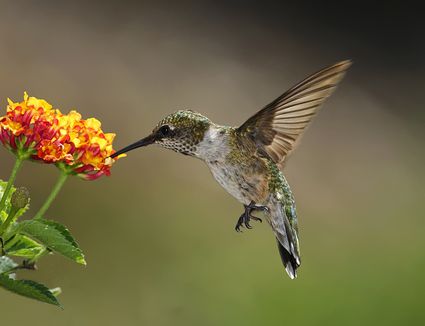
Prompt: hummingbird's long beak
<box><xmin>110</xmin><ymin>133</ymin><xmax>156</xmax><ymax>158</ymax></box>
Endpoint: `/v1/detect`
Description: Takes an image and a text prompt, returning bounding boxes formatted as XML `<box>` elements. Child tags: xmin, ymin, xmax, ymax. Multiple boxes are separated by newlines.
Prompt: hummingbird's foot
<box><xmin>235</xmin><ymin>212</ymin><xmax>249</xmax><ymax>232</ymax></box>
<box><xmin>235</xmin><ymin>201</ymin><xmax>269</xmax><ymax>232</ymax></box>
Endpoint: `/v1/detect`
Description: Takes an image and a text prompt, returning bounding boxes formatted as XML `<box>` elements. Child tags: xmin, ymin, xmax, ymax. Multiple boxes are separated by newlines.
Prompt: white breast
<box><xmin>196</xmin><ymin>127</ymin><xmax>227</xmax><ymax>160</ymax></box>
<box><xmin>196</xmin><ymin>126</ymin><xmax>253</xmax><ymax>205</ymax></box>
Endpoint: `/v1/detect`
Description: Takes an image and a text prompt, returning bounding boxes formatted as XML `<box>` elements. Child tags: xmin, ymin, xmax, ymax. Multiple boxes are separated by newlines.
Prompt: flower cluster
<box><xmin>0</xmin><ymin>93</ymin><xmax>124</xmax><ymax>180</ymax></box>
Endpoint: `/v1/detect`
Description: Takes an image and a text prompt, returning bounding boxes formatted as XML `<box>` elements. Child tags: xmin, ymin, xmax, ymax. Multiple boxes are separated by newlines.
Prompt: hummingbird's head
<box><xmin>111</xmin><ymin>110</ymin><xmax>211</xmax><ymax>158</ymax></box>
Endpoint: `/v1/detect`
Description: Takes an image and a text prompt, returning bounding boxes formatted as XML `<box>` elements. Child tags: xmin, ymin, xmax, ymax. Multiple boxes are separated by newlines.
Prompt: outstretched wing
<box><xmin>238</xmin><ymin>60</ymin><xmax>351</xmax><ymax>168</ymax></box>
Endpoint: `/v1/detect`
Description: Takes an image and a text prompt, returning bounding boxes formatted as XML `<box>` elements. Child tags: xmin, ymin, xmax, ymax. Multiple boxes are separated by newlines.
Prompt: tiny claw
<box><xmin>251</xmin><ymin>216</ymin><xmax>262</xmax><ymax>223</ymax></box>
<box><xmin>254</xmin><ymin>205</ymin><xmax>269</xmax><ymax>213</ymax></box>
<box><xmin>234</xmin><ymin>201</ymin><xmax>268</xmax><ymax>232</ymax></box>
<box><xmin>235</xmin><ymin>213</ymin><xmax>245</xmax><ymax>232</ymax></box>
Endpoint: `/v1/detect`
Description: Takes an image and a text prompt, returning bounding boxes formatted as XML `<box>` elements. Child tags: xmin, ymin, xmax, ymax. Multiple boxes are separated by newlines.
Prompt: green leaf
<box><xmin>0</xmin><ymin>274</ymin><xmax>61</xmax><ymax>307</ymax></box>
<box><xmin>0</xmin><ymin>179</ymin><xmax>6</xmax><ymax>195</ymax></box>
<box><xmin>14</xmin><ymin>203</ymin><xmax>30</xmax><ymax>220</ymax></box>
<box><xmin>0</xmin><ymin>179</ymin><xmax>14</xmax><ymax>223</ymax></box>
<box><xmin>41</xmin><ymin>219</ymin><xmax>80</xmax><ymax>249</ymax></box>
<box><xmin>18</xmin><ymin>219</ymin><xmax>86</xmax><ymax>265</ymax></box>
<box><xmin>0</xmin><ymin>210</ymin><xmax>7</xmax><ymax>224</ymax></box>
<box><xmin>0</xmin><ymin>179</ymin><xmax>10</xmax><ymax>200</ymax></box>
<box><xmin>4</xmin><ymin>234</ymin><xmax>45</xmax><ymax>259</ymax></box>
<box><xmin>0</xmin><ymin>256</ymin><xmax>18</xmax><ymax>274</ymax></box>
<box><xmin>49</xmin><ymin>287</ymin><xmax>62</xmax><ymax>297</ymax></box>
<box><xmin>0</xmin><ymin>179</ymin><xmax>30</xmax><ymax>223</ymax></box>
<box><xmin>40</xmin><ymin>219</ymin><xmax>85</xmax><ymax>264</ymax></box>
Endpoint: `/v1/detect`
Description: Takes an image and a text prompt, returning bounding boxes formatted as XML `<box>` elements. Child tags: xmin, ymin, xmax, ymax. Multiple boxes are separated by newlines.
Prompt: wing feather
<box><xmin>238</xmin><ymin>60</ymin><xmax>351</xmax><ymax>168</ymax></box>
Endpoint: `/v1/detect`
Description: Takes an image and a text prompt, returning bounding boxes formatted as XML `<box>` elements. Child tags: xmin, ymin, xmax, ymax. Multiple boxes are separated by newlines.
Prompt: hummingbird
<box><xmin>111</xmin><ymin>60</ymin><xmax>351</xmax><ymax>279</ymax></box>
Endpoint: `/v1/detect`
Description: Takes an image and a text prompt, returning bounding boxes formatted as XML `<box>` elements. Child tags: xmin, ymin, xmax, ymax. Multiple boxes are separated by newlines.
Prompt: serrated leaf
<box><xmin>40</xmin><ymin>219</ymin><xmax>85</xmax><ymax>264</ymax></box>
<box><xmin>41</xmin><ymin>219</ymin><xmax>80</xmax><ymax>249</ymax></box>
<box><xmin>18</xmin><ymin>220</ymin><xmax>86</xmax><ymax>265</ymax></box>
<box><xmin>4</xmin><ymin>234</ymin><xmax>45</xmax><ymax>259</ymax></box>
<box><xmin>0</xmin><ymin>274</ymin><xmax>61</xmax><ymax>307</ymax></box>
<box><xmin>0</xmin><ymin>256</ymin><xmax>18</xmax><ymax>274</ymax></box>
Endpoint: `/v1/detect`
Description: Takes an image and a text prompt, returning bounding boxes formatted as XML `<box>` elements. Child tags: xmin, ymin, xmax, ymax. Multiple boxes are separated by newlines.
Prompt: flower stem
<box><xmin>0</xmin><ymin>207</ymin><xmax>18</xmax><ymax>236</ymax></box>
<box><xmin>33</xmin><ymin>172</ymin><xmax>69</xmax><ymax>220</ymax></box>
<box><xmin>0</xmin><ymin>157</ymin><xmax>23</xmax><ymax>213</ymax></box>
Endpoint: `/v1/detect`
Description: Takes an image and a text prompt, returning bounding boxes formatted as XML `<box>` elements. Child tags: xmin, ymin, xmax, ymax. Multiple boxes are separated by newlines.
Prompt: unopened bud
<box><xmin>11</xmin><ymin>187</ymin><xmax>30</xmax><ymax>209</ymax></box>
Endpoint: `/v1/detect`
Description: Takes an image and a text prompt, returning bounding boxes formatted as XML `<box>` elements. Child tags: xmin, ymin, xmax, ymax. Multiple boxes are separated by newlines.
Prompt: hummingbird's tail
<box><xmin>276</xmin><ymin>236</ymin><xmax>300</xmax><ymax>279</ymax></box>
<box><xmin>267</xmin><ymin>194</ymin><xmax>301</xmax><ymax>279</ymax></box>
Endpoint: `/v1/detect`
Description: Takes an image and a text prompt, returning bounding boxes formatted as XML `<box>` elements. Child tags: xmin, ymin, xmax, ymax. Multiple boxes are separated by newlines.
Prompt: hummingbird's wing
<box><xmin>238</xmin><ymin>60</ymin><xmax>351</xmax><ymax>168</ymax></box>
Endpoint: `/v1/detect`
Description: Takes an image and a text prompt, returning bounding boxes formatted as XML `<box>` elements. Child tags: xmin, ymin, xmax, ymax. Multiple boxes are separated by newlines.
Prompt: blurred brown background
<box><xmin>0</xmin><ymin>1</ymin><xmax>424</xmax><ymax>325</ymax></box>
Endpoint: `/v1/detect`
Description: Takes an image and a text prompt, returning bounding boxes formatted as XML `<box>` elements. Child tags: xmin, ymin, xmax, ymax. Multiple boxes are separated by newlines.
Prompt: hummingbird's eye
<box><xmin>159</xmin><ymin>125</ymin><xmax>171</xmax><ymax>137</ymax></box>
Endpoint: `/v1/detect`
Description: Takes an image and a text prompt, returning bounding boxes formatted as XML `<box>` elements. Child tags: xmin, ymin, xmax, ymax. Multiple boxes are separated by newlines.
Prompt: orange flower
<box><xmin>0</xmin><ymin>93</ymin><xmax>124</xmax><ymax>180</ymax></box>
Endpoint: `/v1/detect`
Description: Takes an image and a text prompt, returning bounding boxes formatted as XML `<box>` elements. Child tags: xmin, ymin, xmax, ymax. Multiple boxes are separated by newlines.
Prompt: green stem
<box><xmin>0</xmin><ymin>157</ymin><xmax>23</xmax><ymax>213</ymax></box>
<box><xmin>33</xmin><ymin>172</ymin><xmax>69</xmax><ymax>220</ymax></box>
<box><xmin>0</xmin><ymin>207</ymin><xmax>18</xmax><ymax>236</ymax></box>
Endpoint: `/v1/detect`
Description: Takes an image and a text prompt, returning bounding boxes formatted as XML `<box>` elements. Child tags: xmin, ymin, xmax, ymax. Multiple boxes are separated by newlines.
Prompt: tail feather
<box><xmin>266</xmin><ymin>181</ymin><xmax>301</xmax><ymax>279</ymax></box>
<box><xmin>277</xmin><ymin>239</ymin><xmax>300</xmax><ymax>279</ymax></box>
